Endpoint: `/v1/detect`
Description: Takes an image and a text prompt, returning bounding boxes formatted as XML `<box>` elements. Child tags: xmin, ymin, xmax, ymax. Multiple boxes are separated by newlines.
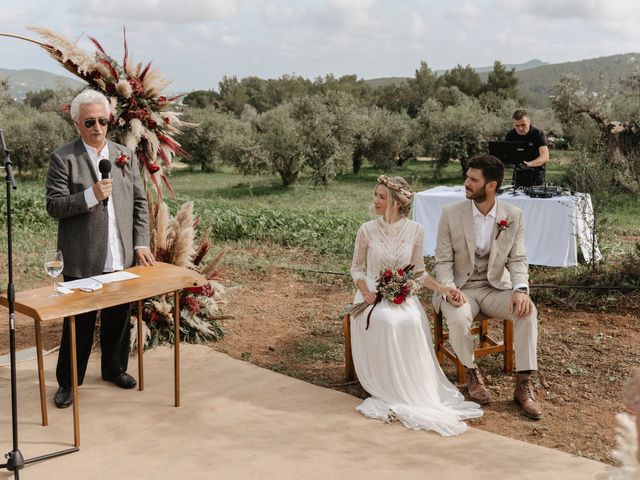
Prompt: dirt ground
<box><xmin>2</xmin><ymin>264</ymin><xmax>638</xmax><ymax>465</ymax></box>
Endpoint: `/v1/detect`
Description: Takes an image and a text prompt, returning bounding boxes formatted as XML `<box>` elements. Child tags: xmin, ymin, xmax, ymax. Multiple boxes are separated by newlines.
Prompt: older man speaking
<box><xmin>45</xmin><ymin>89</ymin><xmax>155</xmax><ymax>408</ymax></box>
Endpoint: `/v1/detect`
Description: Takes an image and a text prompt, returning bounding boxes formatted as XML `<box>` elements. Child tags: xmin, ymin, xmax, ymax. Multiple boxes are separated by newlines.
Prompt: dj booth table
<box><xmin>412</xmin><ymin>186</ymin><xmax>602</xmax><ymax>267</ymax></box>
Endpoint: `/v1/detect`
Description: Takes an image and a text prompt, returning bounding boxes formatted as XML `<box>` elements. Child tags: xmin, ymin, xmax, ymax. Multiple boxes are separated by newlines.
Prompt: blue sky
<box><xmin>0</xmin><ymin>0</ymin><xmax>639</xmax><ymax>93</ymax></box>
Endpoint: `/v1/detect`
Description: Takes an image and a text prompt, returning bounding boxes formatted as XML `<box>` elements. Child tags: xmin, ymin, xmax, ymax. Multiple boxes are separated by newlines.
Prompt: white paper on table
<box><xmin>91</xmin><ymin>271</ymin><xmax>139</xmax><ymax>284</ymax></box>
<box><xmin>54</xmin><ymin>285</ymin><xmax>74</xmax><ymax>295</ymax></box>
<box><xmin>59</xmin><ymin>278</ymin><xmax>104</xmax><ymax>291</ymax></box>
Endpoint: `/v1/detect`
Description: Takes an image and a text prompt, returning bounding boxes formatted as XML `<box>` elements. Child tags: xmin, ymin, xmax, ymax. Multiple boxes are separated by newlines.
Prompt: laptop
<box><xmin>488</xmin><ymin>141</ymin><xmax>528</xmax><ymax>165</ymax></box>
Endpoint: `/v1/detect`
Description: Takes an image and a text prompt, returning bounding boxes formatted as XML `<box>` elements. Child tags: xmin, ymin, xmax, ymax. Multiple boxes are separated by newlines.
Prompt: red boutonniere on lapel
<box><xmin>115</xmin><ymin>153</ymin><xmax>129</xmax><ymax>177</ymax></box>
<box><xmin>495</xmin><ymin>218</ymin><xmax>510</xmax><ymax>240</ymax></box>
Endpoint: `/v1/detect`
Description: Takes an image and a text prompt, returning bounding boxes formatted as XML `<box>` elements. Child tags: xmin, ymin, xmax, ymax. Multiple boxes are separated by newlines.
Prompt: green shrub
<box><xmin>0</xmin><ymin>104</ymin><xmax>75</xmax><ymax>175</ymax></box>
<box><xmin>0</xmin><ymin>182</ymin><xmax>52</xmax><ymax>229</ymax></box>
<box><xmin>167</xmin><ymin>196</ymin><xmax>366</xmax><ymax>258</ymax></box>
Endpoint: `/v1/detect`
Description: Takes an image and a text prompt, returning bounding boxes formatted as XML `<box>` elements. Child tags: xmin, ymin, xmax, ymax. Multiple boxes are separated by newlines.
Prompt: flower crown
<box><xmin>377</xmin><ymin>175</ymin><xmax>414</xmax><ymax>200</ymax></box>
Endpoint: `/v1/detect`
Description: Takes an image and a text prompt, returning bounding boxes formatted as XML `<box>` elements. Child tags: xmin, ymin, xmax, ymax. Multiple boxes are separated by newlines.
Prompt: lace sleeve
<box><xmin>350</xmin><ymin>224</ymin><xmax>368</xmax><ymax>283</ymax></box>
<box><xmin>411</xmin><ymin>224</ymin><xmax>430</xmax><ymax>284</ymax></box>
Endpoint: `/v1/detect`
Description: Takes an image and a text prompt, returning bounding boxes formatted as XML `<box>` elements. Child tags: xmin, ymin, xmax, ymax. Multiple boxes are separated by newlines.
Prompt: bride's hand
<box><xmin>363</xmin><ymin>290</ymin><xmax>378</xmax><ymax>304</ymax></box>
<box><xmin>444</xmin><ymin>287</ymin><xmax>465</xmax><ymax>306</ymax></box>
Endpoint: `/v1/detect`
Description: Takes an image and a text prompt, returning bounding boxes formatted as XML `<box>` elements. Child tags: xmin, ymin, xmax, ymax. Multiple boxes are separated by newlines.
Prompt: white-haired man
<box><xmin>46</xmin><ymin>89</ymin><xmax>156</xmax><ymax>408</ymax></box>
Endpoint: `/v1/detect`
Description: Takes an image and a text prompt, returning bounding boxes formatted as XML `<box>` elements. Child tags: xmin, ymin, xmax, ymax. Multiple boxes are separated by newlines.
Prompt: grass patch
<box><xmin>285</xmin><ymin>335</ymin><xmax>343</xmax><ymax>363</ymax></box>
<box><xmin>3</xmin><ymin>159</ymin><xmax>639</xmax><ymax>310</ymax></box>
<box><xmin>604</xmin><ymin>193</ymin><xmax>640</xmax><ymax>236</ymax></box>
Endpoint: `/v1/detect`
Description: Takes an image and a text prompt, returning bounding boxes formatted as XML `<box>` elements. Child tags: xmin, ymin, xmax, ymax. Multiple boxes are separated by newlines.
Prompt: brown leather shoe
<box><xmin>466</xmin><ymin>367</ymin><xmax>490</xmax><ymax>405</ymax></box>
<box><xmin>513</xmin><ymin>373</ymin><xmax>543</xmax><ymax>420</ymax></box>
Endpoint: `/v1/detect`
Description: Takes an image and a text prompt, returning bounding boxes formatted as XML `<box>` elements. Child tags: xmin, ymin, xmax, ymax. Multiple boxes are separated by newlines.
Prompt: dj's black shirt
<box><xmin>505</xmin><ymin>125</ymin><xmax>548</xmax><ymax>172</ymax></box>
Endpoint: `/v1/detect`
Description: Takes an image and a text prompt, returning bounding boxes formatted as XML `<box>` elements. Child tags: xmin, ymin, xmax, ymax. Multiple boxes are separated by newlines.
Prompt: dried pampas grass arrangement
<box><xmin>131</xmin><ymin>201</ymin><xmax>227</xmax><ymax>351</ymax></box>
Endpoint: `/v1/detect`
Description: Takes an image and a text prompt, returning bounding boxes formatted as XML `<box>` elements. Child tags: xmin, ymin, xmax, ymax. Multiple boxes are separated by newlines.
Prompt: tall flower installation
<box><xmin>1</xmin><ymin>26</ymin><xmax>189</xmax><ymax>197</ymax></box>
<box><xmin>1</xmin><ymin>26</ymin><xmax>228</xmax><ymax>347</ymax></box>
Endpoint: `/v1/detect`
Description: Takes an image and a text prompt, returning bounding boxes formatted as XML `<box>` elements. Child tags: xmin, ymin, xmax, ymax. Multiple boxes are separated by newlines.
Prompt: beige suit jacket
<box><xmin>432</xmin><ymin>199</ymin><xmax>529</xmax><ymax>312</ymax></box>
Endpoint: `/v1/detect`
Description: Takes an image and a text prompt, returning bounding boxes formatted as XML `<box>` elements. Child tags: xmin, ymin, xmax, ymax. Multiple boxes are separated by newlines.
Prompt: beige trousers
<box><xmin>439</xmin><ymin>281</ymin><xmax>538</xmax><ymax>372</ymax></box>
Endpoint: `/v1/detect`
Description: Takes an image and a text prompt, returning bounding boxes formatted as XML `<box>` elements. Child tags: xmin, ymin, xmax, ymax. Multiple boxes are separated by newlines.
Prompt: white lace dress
<box><xmin>350</xmin><ymin>217</ymin><xmax>483</xmax><ymax>436</ymax></box>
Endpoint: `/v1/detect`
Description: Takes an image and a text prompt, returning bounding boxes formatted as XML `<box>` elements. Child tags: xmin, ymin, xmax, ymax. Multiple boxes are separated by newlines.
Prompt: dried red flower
<box><xmin>393</xmin><ymin>294</ymin><xmax>405</xmax><ymax>304</ymax></box>
<box><xmin>115</xmin><ymin>153</ymin><xmax>129</xmax><ymax>176</ymax></box>
<box><xmin>495</xmin><ymin>218</ymin><xmax>511</xmax><ymax>240</ymax></box>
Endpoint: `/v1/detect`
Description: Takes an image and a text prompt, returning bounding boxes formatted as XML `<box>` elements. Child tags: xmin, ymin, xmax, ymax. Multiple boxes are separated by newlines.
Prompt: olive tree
<box><xmin>0</xmin><ymin>104</ymin><xmax>75</xmax><ymax>175</ymax></box>
<box><xmin>552</xmin><ymin>72</ymin><xmax>640</xmax><ymax>193</ymax></box>
<box><xmin>178</xmin><ymin>107</ymin><xmax>238</xmax><ymax>171</ymax></box>
<box><xmin>417</xmin><ymin>95</ymin><xmax>509</xmax><ymax>179</ymax></box>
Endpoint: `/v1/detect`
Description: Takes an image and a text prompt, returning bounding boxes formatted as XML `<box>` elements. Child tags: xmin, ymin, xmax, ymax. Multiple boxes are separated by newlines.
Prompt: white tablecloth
<box><xmin>412</xmin><ymin>186</ymin><xmax>602</xmax><ymax>267</ymax></box>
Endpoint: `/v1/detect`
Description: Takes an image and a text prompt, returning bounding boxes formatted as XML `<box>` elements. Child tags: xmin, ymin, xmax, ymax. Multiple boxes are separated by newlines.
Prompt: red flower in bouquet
<box><xmin>349</xmin><ymin>264</ymin><xmax>419</xmax><ymax>330</ymax></box>
<box><xmin>495</xmin><ymin>218</ymin><xmax>510</xmax><ymax>240</ymax></box>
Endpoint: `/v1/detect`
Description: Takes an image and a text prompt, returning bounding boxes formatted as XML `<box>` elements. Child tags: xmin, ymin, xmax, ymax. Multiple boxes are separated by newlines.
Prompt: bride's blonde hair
<box><xmin>376</xmin><ymin>175</ymin><xmax>414</xmax><ymax>217</ymax></box>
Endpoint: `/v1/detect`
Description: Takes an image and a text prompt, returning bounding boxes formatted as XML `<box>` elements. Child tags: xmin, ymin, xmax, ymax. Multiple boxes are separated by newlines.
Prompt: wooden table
<box><xmin>0</xmin><ymin>262</ymin><xmax>205</xmax><ymax>447</ymax></box>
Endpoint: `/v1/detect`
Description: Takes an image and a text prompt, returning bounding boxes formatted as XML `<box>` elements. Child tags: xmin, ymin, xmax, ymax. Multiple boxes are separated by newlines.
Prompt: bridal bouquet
<box><xmin>349</xmin><ymin>264</ymin><xmax>419</xmax><ymax>329</ymax></box>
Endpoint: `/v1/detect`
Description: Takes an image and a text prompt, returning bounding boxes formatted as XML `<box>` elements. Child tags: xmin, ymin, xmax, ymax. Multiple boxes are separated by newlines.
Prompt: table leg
<box><xmin>174</xmin><ymin>290</ymin><xmax>180</xmax><ymax>407</ymax></box>
<box><xmin>34</xmin><ymin>318</ymin><xmax>48</xmax><ymax>426</ymax></box>
<box><xmin>69</xmin><ymin>315</ymin><xmax>80</xmax><ymax>447</ymax></box>
<box><xmin>137</xmin><ymin>300</ymin><xmax>144</xmax><ymax>391</ymax></box>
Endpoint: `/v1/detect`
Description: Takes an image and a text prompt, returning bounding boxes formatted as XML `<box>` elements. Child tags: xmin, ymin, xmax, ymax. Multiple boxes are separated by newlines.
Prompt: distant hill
<box><xmin>365</xmin><ymin>55</ymin><xmax>640</xmax><ymax>109</ymax></box>
<box><xmin>4</xmin><ymin>53</ymin><xmax>639</xmax><ymax>110</ymax></box>
<box><xmin>0</xmin><ymin>68</ymin><xmax>85</xmax><ymax>100</ymax></box>
<box><xmin>365</xmin><ymin>59</ymin><xmax>548</xmax><ymax>88</ymax></box>
<box><xmin>365</xmin><ymin>77</ymin><xmax>409</xmax><ymax>88</ymax></box>
<box><xmin>474</xmin><ymin>59</ymin><xmax>547</xmax><ymax>74</ymax></box>
<box><xmin>515</xmin><ymin>53</ymin><xmax>640</xmax><ymax>108</ymax></box>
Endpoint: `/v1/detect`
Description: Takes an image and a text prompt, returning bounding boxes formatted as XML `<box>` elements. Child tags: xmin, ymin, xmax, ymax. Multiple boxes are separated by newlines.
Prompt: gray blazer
<box><xmin>45</xmin><ymin>138</ymin><xmax>150</xmax><ymax>278</ymax></box>
<box><xmin>432</xmin><ymin>199</ymin><xmax>530</xmax><ymax>312</ymax></box>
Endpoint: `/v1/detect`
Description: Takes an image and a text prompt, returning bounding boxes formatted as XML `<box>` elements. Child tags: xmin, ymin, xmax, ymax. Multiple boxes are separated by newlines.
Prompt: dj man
<box><xmin>506</xmin><ymin>109</ymin><xmax>549</xmax><ymax>186</ymax></box>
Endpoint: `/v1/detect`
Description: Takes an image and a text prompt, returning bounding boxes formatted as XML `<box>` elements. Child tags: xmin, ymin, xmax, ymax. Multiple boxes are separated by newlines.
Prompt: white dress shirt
<box><xmin>471</xmin><ymin>200</ymin><xmax>497</xmax><ymax>257</ymax></box>
<box><xmin>82</xmin><ymin>141</ymin><xmax>125</xmax><ymax>272</ymax></box>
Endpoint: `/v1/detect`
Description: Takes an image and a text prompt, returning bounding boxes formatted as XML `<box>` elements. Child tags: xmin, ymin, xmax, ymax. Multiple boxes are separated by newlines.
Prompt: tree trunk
<box><xmin>278</xmin><ymin>169</ymin><xmax>297</xmax><ymax>187</ymax></box>
<box><xmin>604</xmin><ymin>121</ymin><xmax>640</xmax><ymax>193</ymax></box>
<box><xmin>352</xmin><ymin>154</ymin><xmax>363</xmax><ymax>174</ymax></box>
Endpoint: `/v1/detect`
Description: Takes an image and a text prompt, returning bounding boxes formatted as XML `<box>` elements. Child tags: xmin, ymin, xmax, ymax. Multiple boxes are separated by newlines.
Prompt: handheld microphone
<box><xmin>98</xmin><ymin>159</ymin><xmax>111</xmax><ymax>207</ymax></box>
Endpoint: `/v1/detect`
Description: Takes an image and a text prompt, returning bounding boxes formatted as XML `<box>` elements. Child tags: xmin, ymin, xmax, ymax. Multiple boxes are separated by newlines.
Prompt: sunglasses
<box><xmin>83</xmin><ymin>117</ymin><xmax>109</xmax><ymax>128</ymax></box>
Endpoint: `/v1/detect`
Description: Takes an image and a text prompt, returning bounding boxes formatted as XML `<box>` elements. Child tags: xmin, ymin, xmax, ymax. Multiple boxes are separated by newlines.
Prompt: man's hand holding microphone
<box><xmin>94</xmin><ymin>159</ymin><xmax>112</xmax><ymax>204</ymax></box>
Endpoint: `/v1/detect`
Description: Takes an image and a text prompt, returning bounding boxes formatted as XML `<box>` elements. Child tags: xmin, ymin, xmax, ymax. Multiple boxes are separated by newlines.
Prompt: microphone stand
<box><xmin>0</xmin><ymin>129</ymin><xmax>77</xmax><ymax>479</ymax></box>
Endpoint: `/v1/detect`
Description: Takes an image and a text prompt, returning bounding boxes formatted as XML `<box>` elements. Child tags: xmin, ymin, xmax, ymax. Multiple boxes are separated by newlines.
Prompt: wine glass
<box><xmin>44</xmin><ymin>250</ymin><xmax>64</xmax><ymax>297</ymax></box>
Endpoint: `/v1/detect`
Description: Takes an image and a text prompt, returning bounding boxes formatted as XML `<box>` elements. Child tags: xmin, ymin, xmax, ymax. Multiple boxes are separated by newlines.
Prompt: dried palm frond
<box><xmin>0</xmin><ymin>25</ymin><xmax>192</xmax><ymax>199</ymax></box>
<box><xmin>202</xmin><ymin>250</ymin><xmax>225</xmax><ymax>280</ymax></box>
<box><xmin>168</xmin><ymin>202</ymin><xmax>195</xmax><ymax>268</ymax></box>
<box><xmin>154</xmin><ymin>201</ymin><xmax>170</xmax><ymax>253</ymax></box>
<box><xmin>26</xmin><ymin>25</ymin><xmax>97</xmax><ymax>76</ymax></box>
<box><xmin>609</xmin><ymin>413</ymin><xmax>639</xmax><ymax>479</ymax></box>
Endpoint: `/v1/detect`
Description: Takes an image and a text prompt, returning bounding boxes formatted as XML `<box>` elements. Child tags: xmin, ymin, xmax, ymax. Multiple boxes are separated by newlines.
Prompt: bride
<box><xmin>349</xmin><ymin>175</ymin><xmax>483</xmax><ymax>436</ymax></box>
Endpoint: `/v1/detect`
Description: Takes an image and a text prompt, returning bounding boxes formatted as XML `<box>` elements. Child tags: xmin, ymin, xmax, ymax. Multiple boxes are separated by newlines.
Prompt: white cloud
<box><xmin>221</xmin><ymin>33</ymin><xmax>241</xmax><ymax>45</ymax></box>
<box><xmin>445</xmin><ymin>3</ymin><xmax>482</xmax><ymax>22</ymax></box>
<box><xmin>72</xmin><ymin>0</ymin><xmax>241</xmax><ymax>24</ymax></box>
<box><xmin>327</xmin><ymin>0</ymin><xmax>379</xmax><ymax>29</ymax></box>
<box><xmin>2</xmin><ymin>0</ymin><xmax>640</xmax><ymax>92</ymax></box>
<box><xmin>408</xmin><ymin>12</ymin><xmax>429</xmax><ymax>38</ymax></box>
<box><xmin>262</xmin><ymin>2</ymin><xmax>298</xmax><ymax>24</ymax></box>
<box><xmin>0</xmin><ymin>9</ymin><xmax>30</xmax><ymax>25</ymax></box>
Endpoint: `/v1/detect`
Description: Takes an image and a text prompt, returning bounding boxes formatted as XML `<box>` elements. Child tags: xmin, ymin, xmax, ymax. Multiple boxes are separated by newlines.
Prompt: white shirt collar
<box><xmin>471</xmin><ymin>200</ymin><xmax>497</xmax><ymax>219</ymax></box>
<box><xmin>81</xmin><ymin>139</ymin><xmax>109</xmax><ymax>160</ymax></box>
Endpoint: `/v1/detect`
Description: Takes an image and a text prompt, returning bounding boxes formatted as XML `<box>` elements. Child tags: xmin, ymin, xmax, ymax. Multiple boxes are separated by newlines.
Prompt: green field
<box><xmin>2</xmin><ymin>159</ymin><xmax>639</xmax><ymax>293</ymax></box>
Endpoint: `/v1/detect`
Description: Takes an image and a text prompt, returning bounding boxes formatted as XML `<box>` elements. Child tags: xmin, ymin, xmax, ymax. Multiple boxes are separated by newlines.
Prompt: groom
<box><xmin>432</xmin><ymin>154</ymin><xmax>542</xmax><ymax>420</ymax></box>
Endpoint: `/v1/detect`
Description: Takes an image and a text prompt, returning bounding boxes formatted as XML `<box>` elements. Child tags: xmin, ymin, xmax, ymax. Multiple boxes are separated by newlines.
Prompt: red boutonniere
<box><xmin>495</xmin><ymin>218</ymin><xmax>510</xmax><ymax>239</ymax></box>
<box><xmin>115</xmin><ymin>153</ymin><xmax>129</xmax><ymax>176</ymax></box>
